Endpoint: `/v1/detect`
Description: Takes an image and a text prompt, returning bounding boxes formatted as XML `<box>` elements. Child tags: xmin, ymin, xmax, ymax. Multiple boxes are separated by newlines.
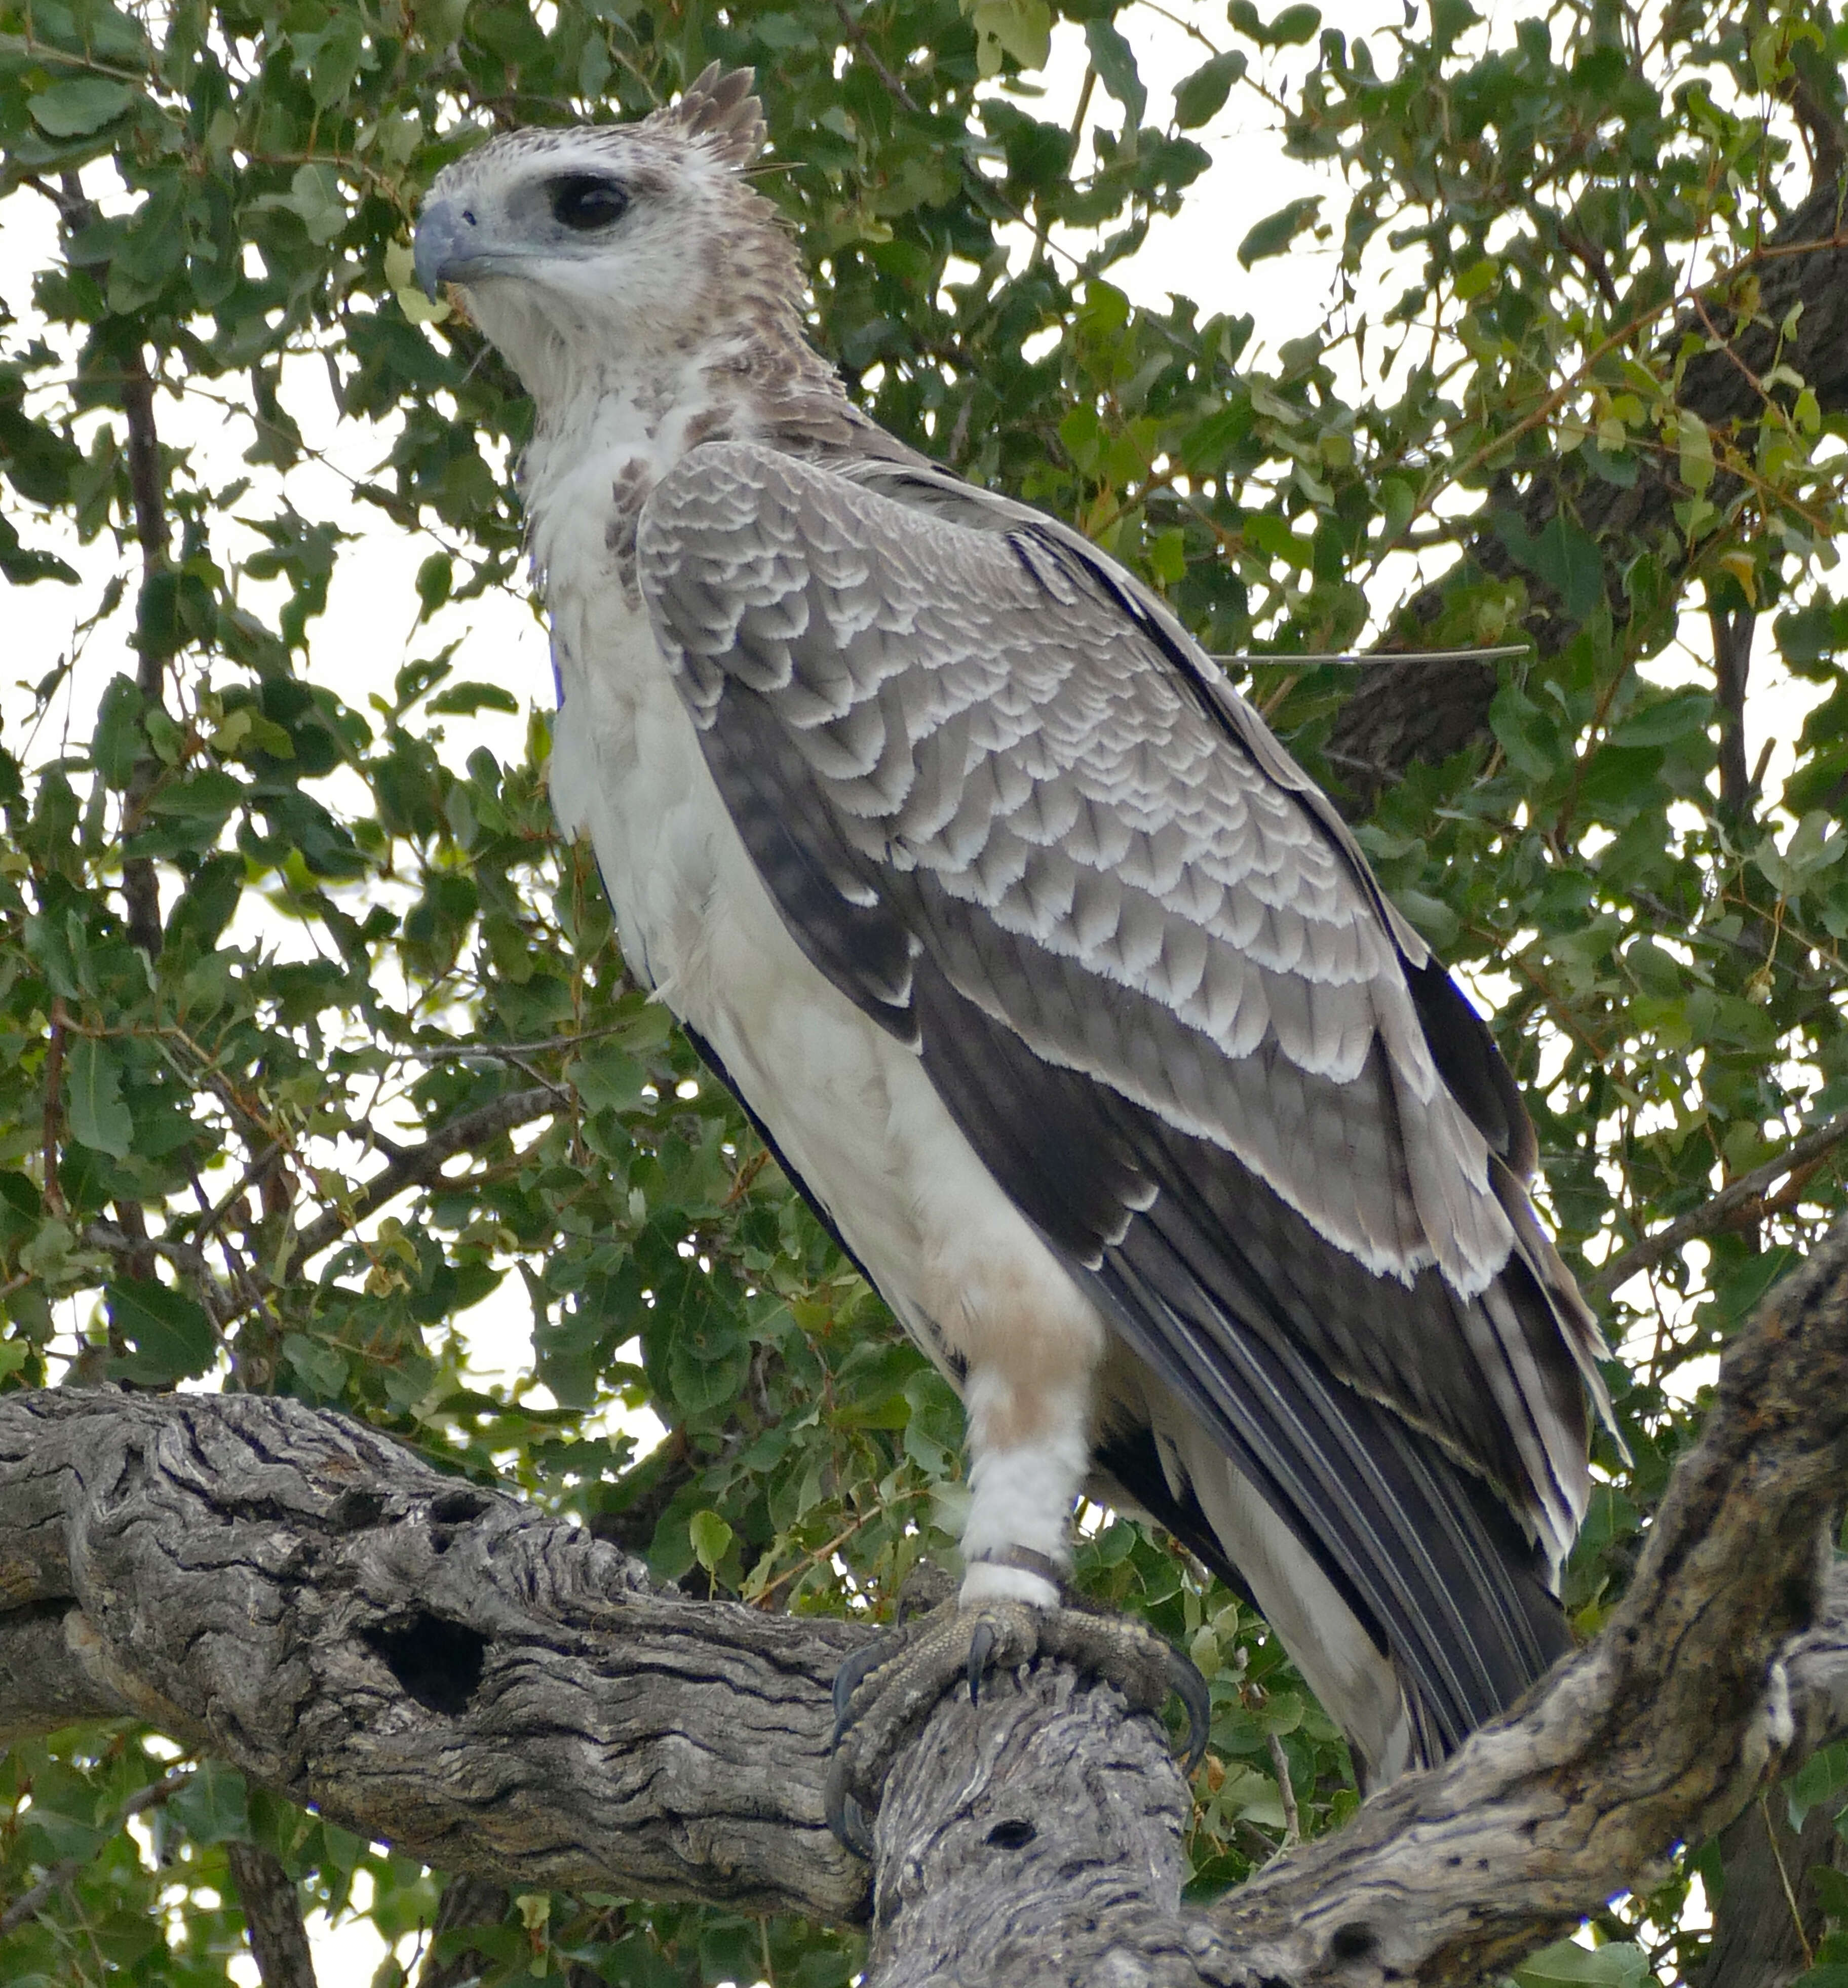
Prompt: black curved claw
<box><xmin>824</xmin><ymin>1750</ymin><xmax>876</xmax><ymax>1858</ymax></box>
<box><xmin>831</xmin><ymin>1639</ymin><xmax>890</xmax><ymax>1745</ymax></box>
<box><xmin>966</xmin><ymin>1618</ymin><xmax>996</xmax><ymax>1706</ymax></box>
<box><xmin>1168</xmin><ymin>1645</ymin><xmax>1212</xmax><ymax>1772</ymax></box>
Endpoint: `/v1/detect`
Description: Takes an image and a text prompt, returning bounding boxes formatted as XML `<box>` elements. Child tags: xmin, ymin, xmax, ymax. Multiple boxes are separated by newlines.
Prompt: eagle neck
<box><xmin>520</xmin><ymin>320</ymin><xmax>864</xmax><ymax>601</ymax></box>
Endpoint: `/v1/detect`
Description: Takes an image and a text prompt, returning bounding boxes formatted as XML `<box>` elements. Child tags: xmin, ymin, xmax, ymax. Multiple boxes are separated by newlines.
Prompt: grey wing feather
<box><xmin>637</xmin><ymin>438</ymin><xmax>1609</xmax><ymax>1745</ymax></box>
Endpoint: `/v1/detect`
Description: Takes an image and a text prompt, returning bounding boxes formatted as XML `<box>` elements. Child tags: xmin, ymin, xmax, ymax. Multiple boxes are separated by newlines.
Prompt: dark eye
<box><xmin>551</xmin><ymin>175</ymin><xmax>629</xmax><ymax>231</ymax></box>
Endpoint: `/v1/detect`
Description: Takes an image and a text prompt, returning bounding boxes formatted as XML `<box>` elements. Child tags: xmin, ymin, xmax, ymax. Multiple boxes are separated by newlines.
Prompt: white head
<box><xmin>414</xmin><ymin>67</ymin><xmax>818</xmax><ymax>414</ymax></box>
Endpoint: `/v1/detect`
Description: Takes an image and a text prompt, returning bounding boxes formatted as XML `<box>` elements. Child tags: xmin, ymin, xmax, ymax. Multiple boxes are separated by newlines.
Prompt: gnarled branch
<box><xmin>1</xmin><ymin>1220</ymin><xmax>1845</xmax><ymax>1983</ymax></box>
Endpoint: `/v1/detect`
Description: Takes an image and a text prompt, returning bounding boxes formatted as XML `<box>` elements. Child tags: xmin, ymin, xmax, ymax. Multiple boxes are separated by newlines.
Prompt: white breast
<box><xmin>550</xmin><ymin>550</ymin><xmax>1097</xmax><ymax>1353</ymax></box>
<box><xmin>535</xmin><ymin>433</ymin><xmax>1108</xmax><ymax>1605</ymax></box>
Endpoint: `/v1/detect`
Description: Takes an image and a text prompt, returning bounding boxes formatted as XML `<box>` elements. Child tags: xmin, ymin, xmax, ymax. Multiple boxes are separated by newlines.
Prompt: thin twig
<box><xmin>191</xmin><ymin>1141</ymin><xmax>284</xmax><ymax>1248</ymax></box>
<box><xmin>1760</xmin><ymin>1791</ymin><xmax>1816</xmax><ymax>1970</ymax></box>
<box><xmin>831</xmin><ymin>0</ymin><xmax>918</xmax><ymax>113</ymax></box>
<box><xmin>58</xmin><ymin>164</ymin><xmax>171</xmax><ymax>961</ymax></box>
<box><xmin>285</xmin><ymin>1086</ymin><xmax>558</xmax><ymax>1271</ymax></box>
<box><xmin>41</xmin><ymin>999</ymin><xmax>66</xmax><ymax>1219</ymax></box>
<box><xmin>84</xmin><ymin>1223</ymin><xmax>235</xmax><ymax>1325</ymax></box>
<box><xmin>1214</xmin><ymin>644</ymin><xmax>1530</xmax><ymax>668</ymax></box>
<box><xmin>1265</xmin><ymin>1729</ymin><xmax>1301</xmax><ymax>1848</ymax></box>
<box><xmin>381</xmin><ymin>1021</ymin><xmax>638</xmax><ymax>1064</ymax></box>
<box><xmin>1588</xmin><ymin>1109</ymin><xmax>1848</xmax><ymax>1297</ymax></box>
<box><xmin>0</xmin><ymin>1765</ymin><xmax>192</xmax><ymax>1934</ymax></box>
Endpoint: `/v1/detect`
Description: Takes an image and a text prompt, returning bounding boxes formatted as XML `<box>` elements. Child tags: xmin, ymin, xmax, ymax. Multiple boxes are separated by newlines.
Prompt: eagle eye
<box><xmin>551</xmin><ymin>175</ymin><xmax>629</xmax><ymax>231</ymax></box>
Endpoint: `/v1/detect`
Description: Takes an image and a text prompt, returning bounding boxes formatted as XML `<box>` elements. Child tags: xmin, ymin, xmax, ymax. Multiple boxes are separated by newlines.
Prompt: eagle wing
<box><xmin>635</xmin><ymin>438</ymin><xmax>1608</xmax><ymax>1749</ymax></box>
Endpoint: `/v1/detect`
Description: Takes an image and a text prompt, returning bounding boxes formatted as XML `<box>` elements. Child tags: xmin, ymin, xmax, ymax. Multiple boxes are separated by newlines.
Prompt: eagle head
<box><xmin>413</xmin><ymin>66</ymin><xmax>803</xmax><ymax>402</ymax></box>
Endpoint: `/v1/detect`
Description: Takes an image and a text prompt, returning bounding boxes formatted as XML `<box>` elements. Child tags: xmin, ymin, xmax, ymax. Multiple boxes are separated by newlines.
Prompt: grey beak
<box><xmin>413</xmin><ymin>199</ymin><xmax>477</xmax><ymax>300</ymax></box>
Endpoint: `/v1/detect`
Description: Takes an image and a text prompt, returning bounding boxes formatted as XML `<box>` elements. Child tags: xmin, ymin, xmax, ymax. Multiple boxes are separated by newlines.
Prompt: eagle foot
<box><xmin>825</xmin><ymin>1597</ymin><xmax>1210</xmax><ymax>1857</ymax></box>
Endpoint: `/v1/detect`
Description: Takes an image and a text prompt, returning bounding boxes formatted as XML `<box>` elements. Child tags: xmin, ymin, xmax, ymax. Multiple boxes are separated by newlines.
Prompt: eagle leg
<box><xmin>825</xmin><ymin>1595</ymin><xmax>1208</xmax><ymax>1856</ymax></box>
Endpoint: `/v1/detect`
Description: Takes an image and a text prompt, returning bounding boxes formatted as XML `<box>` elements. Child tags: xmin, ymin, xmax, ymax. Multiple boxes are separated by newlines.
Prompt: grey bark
<box><xmin>1697</xmin><ymin>1796</ymin><xmax>1846</xmax><ymax>1988</ymax></box>
<box><xmin>227</xmin><ymin>1841</ymin><xmax>320</xmax><ymax>1988</ymax></box>
<box><xmin>1325</xmin><ymin>168</ymin><xmax>1848</xmax><ymax>808</ymax></box>
<box><xmin>1</xmin><ymin>1219</ymin><xmax>1847</xmax><ymax>1984</ymax></box>
<box><xmin>0</xmin><ymin>1389</ymin><xmax>868</xmax><ymax>1920</ymax></box>
<box><xmin>417</xmin><ymin>1875</ymin><xmax>512</xmax><ymax>1988</ymax></box>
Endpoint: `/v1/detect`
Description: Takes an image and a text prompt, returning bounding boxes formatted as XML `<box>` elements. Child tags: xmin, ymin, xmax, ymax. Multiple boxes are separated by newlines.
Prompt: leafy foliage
<box><xmin>2</xmin><ymin>0</ymin><xmax>1848</xmax><ymax>1977</ymax></box>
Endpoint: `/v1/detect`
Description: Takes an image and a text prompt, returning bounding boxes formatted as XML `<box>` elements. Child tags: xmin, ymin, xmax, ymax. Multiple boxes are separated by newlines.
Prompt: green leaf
<box><xmin>106</xmin><ymin>1279</ymin><xmax>217</xmax><ymax>1385</ymax></box>
<box><xmin>1788</xmin><ymin>1739</ymin><xmax>1848</xmax><ymax>1828</ymax></box>
<box><xmin>167</xmin><ymin>1762</ymin><xmax>249</xmax><ymax>1846</ymax></box>
<box><xmin>1173</xmin><ymin>50</ymin><xmax>1246</xmax><ymax>127</ymax></box>
<box><xmin>1085</xmin><ymin>19</ymin><xmax>1146</xmax><ymax>128</ymax></box>
<box><xmin>1514</xmin><ymin>1938</ymin><xmax>1648</xmax><ymax>1986</ymax></box>
<box><xmin>66</xmin><ymin>1037</ymin><xmax>133</xmax><ymax>1158</ymax></box>
<box><xmin>1495</xmin><ymin>512</ymin><xmax>1605</xmax><ymax>621</ymax></box>
<box><xmin>92</xmin><ymin>674</ymin><xmax>146</xmax><ymax>788</ymax></box>
<box><xmin>1267</xmin><ymin>2</ymin><xmax>1321</xmax><ymax>42</ymax></box>
<box><xmin>414</xmin><ymin>552</ymin><xmax>453</xmax><ymax>619</ymax></box>
<box><xmin>1228</xmin><ymin>0</ymin><xmax>1320</xmax><ymax>43</ymax></box>
<box><xmin>281</xmin><ymin>164</ymin><xmax>349</xmax><ymax>246</ymax></box>
<box><xmin>428</xmin><ymin>682</ymin><xmax>520</xmax><ymax>717</ymax></box>
<box><xmin>28</xmin><ymin>80</ymin><xmax>137</xmax><ymax>136</ymax></box>
<box><xmin>665</xmin><ymin>1289</ymin><xmax>750</xmax><ymax>1418</ymax></box>
<box><xmin>566</xmin><ymin>1044</ymin><xmax>648</xmax><ymax>1116</ymax></box>
<box><xmin>1608</xmin><ymin>691</ymin><xmax>1712</xmax><ymax>748</ymax></box>
<box><xmin>1808</xmin><ymin>1866</ymin><xmax>1848</xmax><ymax>1923</ymax></box>
<box><xmin>688</xmin><ymin>1508</ymin><xmax>734</xmax><ymax>1575</ymax></box>
<box><xmin>1678</xmin><ymin>411</ymin><xmax>1714</xmax><ymax>494</ymax></box>
<box><xmin>283</xmin><ymin>1332</ymin><xmax>351</xmax><ymax>1400</ymax></box>
<box><xmin>1490</xmin><ymin>682</ymin><xmax>1567</xmax><ymax>782</ymax></box>
<box><xmin>0</xmin><ymin>512</ymin><xmax>80</xmax><ymax>584</ymax></box>
<box><xmin>1238</xmin><ymin>197</ymin><xmax>1322</xmax><ymax>268</ymax></box>
<box><xmin>969</xmin><ymin>0</ymin><xmax>1051</xmax><ymax>73</ymax></box>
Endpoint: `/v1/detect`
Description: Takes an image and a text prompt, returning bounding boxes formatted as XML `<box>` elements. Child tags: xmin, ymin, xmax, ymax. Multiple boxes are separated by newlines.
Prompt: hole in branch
<box><xmin>429</xmin><ymin>1489</ymin><xmax>491</xmax><ymax>1524</ymax></box>
<box><xmin>330</xmin><ymin>1489</ymin><xmax>386</xmax><ymax>1532</ymax></box>
<box><xmin>363</xmin><ymin>1613</ymin><xmax>489</xmax><ymax>1715</ymax></box>
<box><xmin>1329</xmin><ymin>1923</ymin><xmax>1377</xmax><ymax>1961</ymax></box>
<box><xmin>985</xmin><ymin>1818</ymin><xmax>1036</xmax><ymax>1850</ymax></box>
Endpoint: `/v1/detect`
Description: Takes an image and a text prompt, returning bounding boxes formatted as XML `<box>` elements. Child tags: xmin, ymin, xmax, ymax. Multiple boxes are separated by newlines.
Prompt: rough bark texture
<box><xmin>0</xmin><ymin>1390</ymin><xmax>869</xmax><ymax>1920</ymax></box>
<box><xmin>227</xmin><ymin>1840</ymin><xmax>320</xmax><ymax>1988</ymax></box>
<box><xmin>866</xmin><ymin>1663</ymin><xmax>1193</xmax><ymax>1985</ymax></box>
<box><xmin>1325</xmin><ymin>168</ymin><xmax>1848</xmax><ymax>807</ymax></box>
<box><xmin>2</xmin><ymin>1220</ymin><xmax>1846</xmax><ymax>1983</ymax></box>
<box><xmin>1697</xmin><ymin>1796</ymin><xmax>1846</xmax><ymax>1988</ymax></box>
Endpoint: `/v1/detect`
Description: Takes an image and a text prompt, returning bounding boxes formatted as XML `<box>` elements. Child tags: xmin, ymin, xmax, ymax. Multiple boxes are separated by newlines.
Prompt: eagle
<box><xmin>414</xmin><ymin>65</ymin><xmax>1610</xmax><ymax>1806</ymax></box>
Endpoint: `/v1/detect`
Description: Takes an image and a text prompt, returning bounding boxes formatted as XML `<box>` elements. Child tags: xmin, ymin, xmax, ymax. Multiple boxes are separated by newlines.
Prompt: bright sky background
<box><xmin>0</xmin><ymin>0</ymin><xmax>1825</xmax><ymax>1974</ymax></box>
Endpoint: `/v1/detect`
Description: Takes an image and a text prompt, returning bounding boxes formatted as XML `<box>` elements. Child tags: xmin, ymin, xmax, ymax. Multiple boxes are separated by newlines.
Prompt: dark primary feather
<box><xmin>637</xmin><ymin>437</ymin><xmax>1605</xmax><ymax>1754</ymax></box>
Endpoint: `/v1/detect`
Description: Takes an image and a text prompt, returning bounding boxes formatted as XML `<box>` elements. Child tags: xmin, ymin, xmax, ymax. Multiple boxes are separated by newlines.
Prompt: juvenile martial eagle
<box><xmin>414</xmin><ymin>66</ymin><xmax>1610</xmax><ymax>1804</ymax></box>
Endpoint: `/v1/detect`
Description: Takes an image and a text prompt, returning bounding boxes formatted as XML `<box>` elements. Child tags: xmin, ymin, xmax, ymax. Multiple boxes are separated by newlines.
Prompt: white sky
<box><xmin>0</xmin><ymin>3</ymin><xmax>1831</xmax><ymax>1976</ymax></box>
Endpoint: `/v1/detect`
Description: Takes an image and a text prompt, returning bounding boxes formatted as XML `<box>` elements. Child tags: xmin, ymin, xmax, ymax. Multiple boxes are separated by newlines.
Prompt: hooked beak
<box><xmin>413</xmin><ymin>198</ymin><xmax>486</xmax><ymax>299</ymax></box>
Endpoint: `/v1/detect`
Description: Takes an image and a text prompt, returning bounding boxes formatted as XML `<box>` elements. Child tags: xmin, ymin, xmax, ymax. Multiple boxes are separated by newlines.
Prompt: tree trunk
<box><xmin>1699</xmin><ymin>1795</ymin><xmax>1848</xmax><ymax>1988</ymax></box>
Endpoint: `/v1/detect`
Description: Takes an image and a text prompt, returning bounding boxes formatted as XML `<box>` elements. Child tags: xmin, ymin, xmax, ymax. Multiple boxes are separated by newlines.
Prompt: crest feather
<box><xmin>653</xmin><ymin>62</ymin><xmax>766</xmax><ymax>167</ymax></box>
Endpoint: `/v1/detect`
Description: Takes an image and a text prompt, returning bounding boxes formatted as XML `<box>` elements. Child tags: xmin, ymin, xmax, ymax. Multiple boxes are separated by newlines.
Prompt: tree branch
<box><xmin>1326</xmin><ymin>167</ymin><xmax>1848</xmax><ymax>810</ymax></box>
<box><xmin>227</xmin><ymin>1842</ymin><xmax>319</xmax><ymax>1988</ymax></box>
<box><xmin>1586</xmin><ymin>1107</ymin><xmax>1848</xmax><ymax>1296</ymax></box>
<box><xmin>2</xmin><ymin>1222</ymin><xmax>1846</xmax><ymax>1983</ymax></box>
<box><xmin>1712</xmin><ymin>602</ymin><xmax>1756</xmax><ymax>819</ymax></box>
<box><xmin>0</xmin><ymin>1389</ymin><xmax>871</xmax><ymax>1921</ymax></box>
<box><xmin>40</xmin><ymin>999</ymin><xmax>65</xmax><ymax>1220</ymax></box>
<box><xmin>0</xmin><ymin>1764</ymin><xmax>191</xmax><ymax>1934</ymax></box>
<box><xmin>282</xmin><ymin>1086</ymin><xmax>557</xmax><ymax>1270</ymax></box>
